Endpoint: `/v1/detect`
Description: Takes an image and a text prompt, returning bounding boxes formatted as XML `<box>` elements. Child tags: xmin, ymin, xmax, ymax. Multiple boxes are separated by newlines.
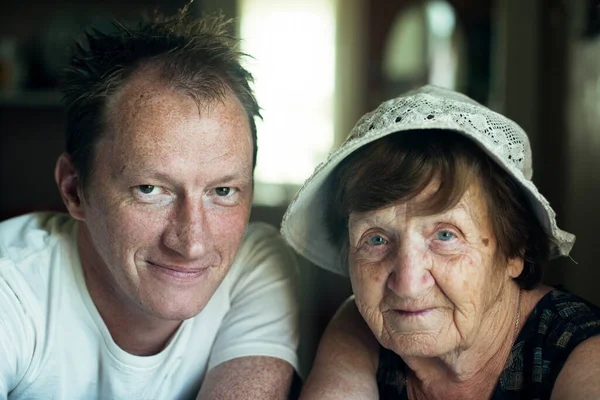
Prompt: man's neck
<box><xmin>404</xmin><ymin>284</ymin><xmax>522</xmax><ymax>399</ymax></box>
<box><xmin>77</xmin><ymin>226</ymin><xmax>181</xmax><ymax>356</ymax></box>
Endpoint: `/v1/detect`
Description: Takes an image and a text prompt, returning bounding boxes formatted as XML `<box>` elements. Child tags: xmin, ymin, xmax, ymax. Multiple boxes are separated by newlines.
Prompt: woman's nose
<box><xmin>386</xmin><ymin>240</ymin><xmax>435</xmax><ymax>299</ymax></box>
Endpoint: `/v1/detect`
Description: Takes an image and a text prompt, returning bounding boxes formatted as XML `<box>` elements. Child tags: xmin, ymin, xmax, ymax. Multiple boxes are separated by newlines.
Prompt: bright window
<box><xmin>239</xmin><ymin>0</ymin><xmax>336</xmax><ymax>204</ymax></box>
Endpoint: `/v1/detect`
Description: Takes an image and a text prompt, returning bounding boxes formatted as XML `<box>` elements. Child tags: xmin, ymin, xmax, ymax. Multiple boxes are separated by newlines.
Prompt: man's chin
<box><xmin>137</xmin><ymin>271</ymin><xmax>221</xmax><ymax>321</ymax></box>
<box><xmin>151</xmin><ymin>306</ymin><xmax>206</xmax><ymax>322</ymax></box>
<box><xmin>141</xmin><ymin>294</ymin><xmax>211</xmax><ymax>322</ymax></box>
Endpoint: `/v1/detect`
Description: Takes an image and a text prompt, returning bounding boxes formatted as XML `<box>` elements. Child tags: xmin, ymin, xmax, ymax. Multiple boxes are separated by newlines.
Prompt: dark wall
<box><xmin>0</xmin><ymin>1</ymin><xmax>193</xmax><ymax>220</ymax></box>
<box><xmin>1</xmin><ymin>104</ymin><xmax>66</xmax><ymax>219</ymax></box>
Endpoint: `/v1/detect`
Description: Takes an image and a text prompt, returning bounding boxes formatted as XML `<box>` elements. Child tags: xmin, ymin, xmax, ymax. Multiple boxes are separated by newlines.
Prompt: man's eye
<box><xmin>137</xmin><ymin>185</ymin><xmax>158</xmax><ymax>195</ymax></box>
<box><xmin>366</xmin><ymin>235</ymin><xmax>387</xmax><ymax>246</ymax></box>
<box><xmin>215</xmin><ymin>187</ymin><xmax>232</xmax><ymax>196</ymax></box>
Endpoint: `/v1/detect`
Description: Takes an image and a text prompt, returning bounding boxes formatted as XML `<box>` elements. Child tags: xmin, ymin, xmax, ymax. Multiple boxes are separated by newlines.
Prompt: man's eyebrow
<box><xmin>205</xmin><ymin>173</ymin><xmax>253</xmax><ymax>187</ymax></box>
<box><xmin>117</xmin><ymin>168</ymin><xmax>177</xmax><ymax>182</ymax></box>
<box><xmin>117</xmin><ymin>165</ymin><xmax>252</xmax><ymax>183</ymax></box>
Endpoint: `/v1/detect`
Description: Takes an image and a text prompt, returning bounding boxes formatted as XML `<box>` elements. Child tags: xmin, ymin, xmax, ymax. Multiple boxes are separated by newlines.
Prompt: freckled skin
<box><xmin>72</xmin><ymin>72</ymin><xmax>254</xmax><ymax>354</ymax></box>
<box><xmin>348</xmin><ymin>181</ymin><xmax>524</xmax><ymax>372</ymax></box>
<box><xmin>197</xmin><ymin>357</ymin><xmax>293</xmax><ymax>399</ymax></box>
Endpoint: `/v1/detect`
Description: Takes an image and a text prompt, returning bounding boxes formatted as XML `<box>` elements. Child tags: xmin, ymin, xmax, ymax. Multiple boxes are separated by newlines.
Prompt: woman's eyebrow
<box><xmin>349</xmin><ymin>209</ymin><xmax>400</xmax><ymax>231</ymax></box>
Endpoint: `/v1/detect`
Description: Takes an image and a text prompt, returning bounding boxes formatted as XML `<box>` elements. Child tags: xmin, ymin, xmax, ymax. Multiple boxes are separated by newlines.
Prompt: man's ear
<box><xmin>507</xmin><ymin>257</ymin><xmax>525</xmax><ymax>279</ymax></box>
<box><xmin>55</xmin><ymin>153</ymin><xmax>85</xmax><ymax>221</ymax></box>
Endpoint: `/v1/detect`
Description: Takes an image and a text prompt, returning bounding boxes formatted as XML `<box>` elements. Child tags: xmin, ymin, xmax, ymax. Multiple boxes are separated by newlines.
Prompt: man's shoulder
<box><xmin>233</xmin><ymin>222</ymin><xmax>296</xmax><ymax>272</ymax></box>
<box><xmin>0</xmin><ymin>213</ymin><xmax>78</xmax><ymax>391</ymax></box>
<box><xmin>220</xmin><ymin>221</ymin><xmax>298</xmax><ymax>294</ymax></box>
<box><xmin>0</xmin><ymin>212</ymin><xmax>77</xmax><ymax>316</ymax></box>
<box><xmin>0</xmin><ymin>212</ymin><xmax>75</xmax><ymax>264</ymax></box>
<box><xmin>243</xmin><ymin>221</ymin><xmax>280</xmax><ymax>242</ymax></box>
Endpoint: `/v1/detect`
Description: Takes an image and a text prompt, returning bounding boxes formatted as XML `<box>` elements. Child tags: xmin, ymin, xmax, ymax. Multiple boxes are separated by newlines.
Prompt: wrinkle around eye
<box><xmin>207</xmin><ymin>186</ymin><xmax>244</xmax><ymax>207</ymax></box>
<box><xmin>430</xmin><ymin>221</ymin><xmax>467</xmax><ymax>242</ymax></box>
<box><xmin>435</xmin><ymin>230</ymin><xmax>456</xmax><ymax>241</ymax></box>
<box><xmin>353</xmin><ymin>231</ymin><xmax>393</xmax><ymax>260</ymax></box>
<box><xmin>131</xmin><ymin>185</ymin><xmax>172</xmax><ymax>203</ymax></box>
<box><xmin>214</xmin><ymin>187</ymin><xmax>233</xmax><ymax>197</ymax></box>
<box><xmin>429</xmin><ymin>230</ymin><xmax>466</xmax><ymax>255</ymax></box>
<box><xmin>367</xmin><ymin>234</ymin><xmax>388</xmax><ymax>246</ymax></box>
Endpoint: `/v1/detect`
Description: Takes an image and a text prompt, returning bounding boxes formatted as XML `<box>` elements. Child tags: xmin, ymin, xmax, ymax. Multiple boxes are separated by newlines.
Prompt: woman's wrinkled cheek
<box><xmin>350</xmin><ymin>261</ymin><xmax>384</xmax><ymax>307</ymax></box>
<box><xmin>350</xmin><ymin>259</ymin><xmax>388</xmax><ymax>340</ymax></box>
<box><xmin>433</xmin><ymin>254</ymin><xmax>483</xmax><ymax>343</ymax></box>
<box><xmin>435</xmin><ymin>254</ymin><xmax>474</xmax><ymax>300</ymax></box>
<box><xmin>354</xmin><ymin>295</ymin><xmax>386</xmax><ymax>342</ymax></box>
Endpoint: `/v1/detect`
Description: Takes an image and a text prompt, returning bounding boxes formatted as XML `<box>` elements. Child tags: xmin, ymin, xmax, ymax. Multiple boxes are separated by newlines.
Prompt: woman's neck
<box><xmin>404</xmin><ymin>284</ymin><xmax>523</xmax><ymax>400</ymax></box>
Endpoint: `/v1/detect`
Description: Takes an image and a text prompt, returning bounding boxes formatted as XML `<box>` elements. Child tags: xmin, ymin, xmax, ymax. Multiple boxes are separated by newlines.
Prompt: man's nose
<box><xmin>162</xmin><ymin>199</ymin><xmax>211</xmax><ymax>260</ymax></box>
<box><xmin>386</xmin><ymin>238</ymin><xmax>434</xmax><ymax>299</ymax></box>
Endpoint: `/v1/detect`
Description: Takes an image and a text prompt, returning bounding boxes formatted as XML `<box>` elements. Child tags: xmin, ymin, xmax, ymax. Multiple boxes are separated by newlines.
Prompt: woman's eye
<box><xmin>215</xmin><ymin>187</ymin><xmax>234</xmax><ymax>197</ymax></box>
<box><xmin>436</xmin><ymin>230</ymin><xmax>455</xmax><ymax>241</ymax></box>
<box><xmin>366</xmin><ymin>235</ymin><xmax>388</xmax><ymax>246</ymax></box>
<box><xmin>137</xmin><ymin>185</ymin><xmax>159</xmax><ymax>195</ymax></box>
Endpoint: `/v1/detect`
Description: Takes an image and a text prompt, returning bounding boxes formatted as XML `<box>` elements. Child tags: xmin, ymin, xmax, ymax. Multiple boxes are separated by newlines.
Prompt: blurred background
<box><xmin>1</xmin><ymin>0</ymin><xmax>599</xmax><ymax>378</ymax></box>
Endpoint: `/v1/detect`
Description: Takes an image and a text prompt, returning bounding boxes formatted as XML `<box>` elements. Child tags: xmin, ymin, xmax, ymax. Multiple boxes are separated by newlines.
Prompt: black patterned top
<box><xmin>376</xmin><ymin>290</ymin><xmax>600</xmax><ymax>399</ymax></box>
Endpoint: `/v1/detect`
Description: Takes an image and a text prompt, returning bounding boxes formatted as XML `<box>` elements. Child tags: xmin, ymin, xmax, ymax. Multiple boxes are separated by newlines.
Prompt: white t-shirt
<box><xmin>0</xmin><ymin>213</ymin><xmax>299</xmax><ymax>400</ymax></box>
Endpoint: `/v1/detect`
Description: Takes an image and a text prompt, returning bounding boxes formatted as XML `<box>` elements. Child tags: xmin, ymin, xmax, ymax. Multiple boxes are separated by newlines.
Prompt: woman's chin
<box><xmin>385</xmin><ymin>332</ymin><xmax>453</xmax><ymax>359</ymax></box>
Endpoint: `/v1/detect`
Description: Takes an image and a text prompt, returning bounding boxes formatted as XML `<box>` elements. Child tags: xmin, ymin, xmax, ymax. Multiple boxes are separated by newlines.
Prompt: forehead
<box><xmin>349</xmin><ymin>181</ymin><xmax>489</xmax><ymax>229</ymax></box>
<box><xmin>110</xmin><ymin>73</ymin><xmax>249</xmax><ymax>137</ymax></box>
<box><xmin>98</xmin><ymin>74</ymin><xmax>253</xmax><ymax>171</ymax></box>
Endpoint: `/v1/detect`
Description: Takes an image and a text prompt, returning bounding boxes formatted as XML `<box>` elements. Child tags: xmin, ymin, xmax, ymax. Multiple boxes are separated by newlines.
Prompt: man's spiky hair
<box><xmin>60</xmin><ymin>7</ymin><xmax>261</xmax><ymax>188</ymax></box>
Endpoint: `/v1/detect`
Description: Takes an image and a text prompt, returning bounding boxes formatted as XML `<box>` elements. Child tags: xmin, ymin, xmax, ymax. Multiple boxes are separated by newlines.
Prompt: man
<box><xmin>0</xmin><ymin>11</ymin><xmax>299</xmax><ymax>400</ymax></box>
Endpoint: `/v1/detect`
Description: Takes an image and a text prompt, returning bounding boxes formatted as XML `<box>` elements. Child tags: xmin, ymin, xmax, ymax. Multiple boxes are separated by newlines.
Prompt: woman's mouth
<box><xmin>393</xmin><ymin>308</ymin><xmax>433</xmax><ymax>317</ymax></box>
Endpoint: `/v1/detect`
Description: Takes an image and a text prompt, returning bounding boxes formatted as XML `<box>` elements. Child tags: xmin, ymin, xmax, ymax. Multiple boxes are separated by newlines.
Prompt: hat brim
<box><xmin>281</xmin><ymin>121</ymin><xmax>575</xmax><ymax>276</ymax></box>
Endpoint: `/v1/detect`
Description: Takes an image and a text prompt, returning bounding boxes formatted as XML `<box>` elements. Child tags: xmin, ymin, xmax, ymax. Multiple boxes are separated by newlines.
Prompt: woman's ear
<box><xmin>507</xmin><ymin>257</ymin><xmax>525</xmax><ymax>279</ymax></box>
<box><xmin>54</xmin><ymin>153</ymin><xmax>85</xmax><ymax>221</ymax></box>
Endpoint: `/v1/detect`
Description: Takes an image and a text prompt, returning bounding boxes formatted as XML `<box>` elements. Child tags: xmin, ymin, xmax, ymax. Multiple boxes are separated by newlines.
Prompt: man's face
<box><xmin>77</xmin><ymin>76</ymin><xmax>253</xmax><ymax>321</ymax></box>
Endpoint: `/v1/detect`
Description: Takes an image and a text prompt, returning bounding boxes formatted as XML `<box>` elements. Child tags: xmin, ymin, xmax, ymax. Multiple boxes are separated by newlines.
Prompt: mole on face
<box><xmin>481</xmin><ymin>237</ymin><xmax>489</xmax><ymax>247</ymax></box>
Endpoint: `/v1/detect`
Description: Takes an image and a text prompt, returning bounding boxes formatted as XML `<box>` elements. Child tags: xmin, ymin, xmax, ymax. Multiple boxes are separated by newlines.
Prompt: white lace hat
<box><xmin>281</xmin><ymin>85</ymin><xmax>575</xmax><ymax>276</ymax></box>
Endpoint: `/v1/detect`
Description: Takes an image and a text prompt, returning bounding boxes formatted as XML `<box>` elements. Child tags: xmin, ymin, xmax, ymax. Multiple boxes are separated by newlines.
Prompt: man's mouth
<box><xmin>147</xmin><ymin>261</ymin><xmax>210</xmax><ymax>281</ymax></box>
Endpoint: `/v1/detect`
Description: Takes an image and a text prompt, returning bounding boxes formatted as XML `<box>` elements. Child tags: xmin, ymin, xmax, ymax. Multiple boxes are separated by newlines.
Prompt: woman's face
<box><xmin>347</xmin><ymin>181</ymin><xmax>523</xmax><ymax>358</ymax></box>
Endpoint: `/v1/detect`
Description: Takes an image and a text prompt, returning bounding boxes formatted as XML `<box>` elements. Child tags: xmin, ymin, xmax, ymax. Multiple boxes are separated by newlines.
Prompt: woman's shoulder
<box><xmin>531</xmin><ymin>288</ymin><xmax>600</xmax><ymax>338</ymax></box>
<box><xmin>519</xmin><ymin>288</ymin><xmax>600</xmax><ymax>398</ymax></box>
<box><xmin>498</xmin><ymin>288</ymin><xmax>600</xmax><ymax>397</ymax></box>
<box><xmin>520</xmin><ymin>287</ymin><xmax>600</xmax><ymax>376</ymax></box>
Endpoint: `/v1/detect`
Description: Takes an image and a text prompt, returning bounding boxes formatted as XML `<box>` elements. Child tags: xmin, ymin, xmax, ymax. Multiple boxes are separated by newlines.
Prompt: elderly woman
<box><xmin>282</xmin><ymin>86</ymin><xmax>600</xmax><ymax>399</ymax></box>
